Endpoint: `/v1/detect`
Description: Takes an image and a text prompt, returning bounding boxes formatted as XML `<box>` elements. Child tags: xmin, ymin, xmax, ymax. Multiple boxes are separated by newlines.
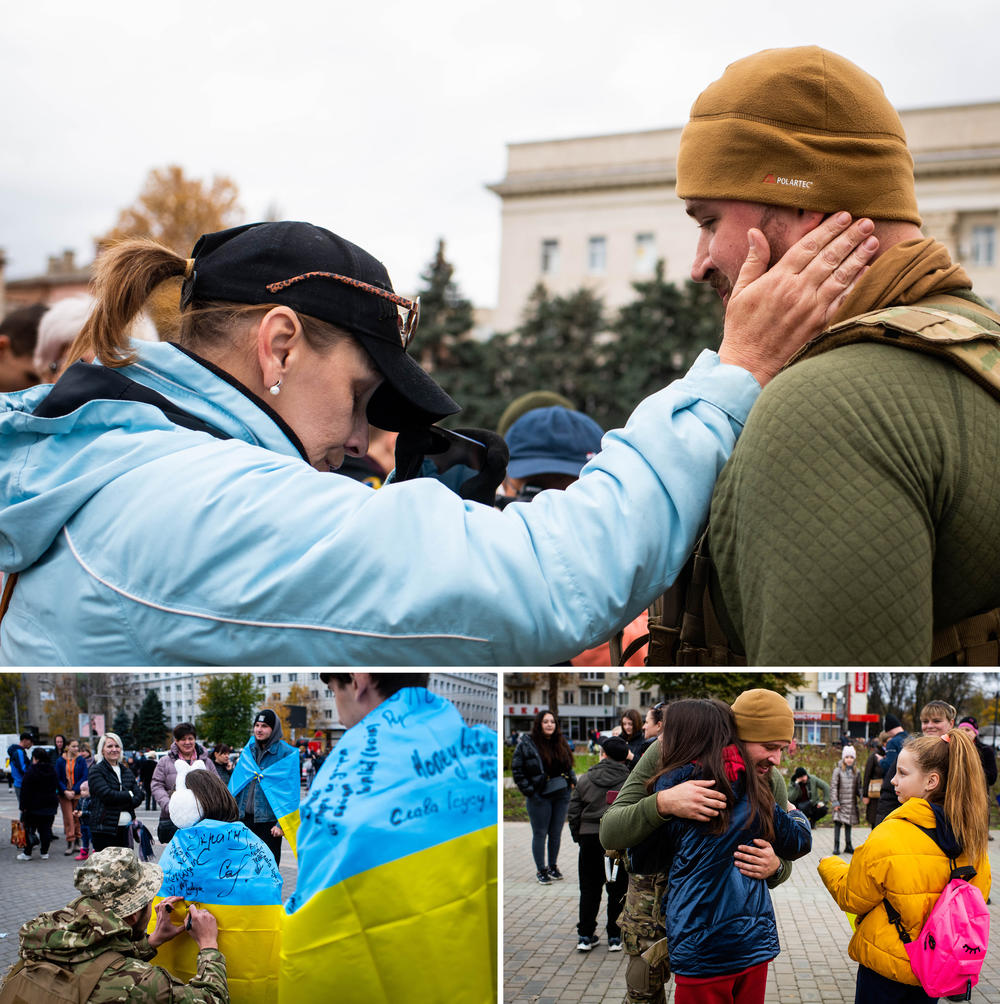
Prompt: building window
<box><xmin>324</xmin><ymin>709</ymin><xmax>332</xmax><ymax>719</ymax></box>
<box><xmin>634</xmin><ymin>232</ymin><xmax>656</xmax><ymax>275</ymax></box>
<box><xmin>256</xmin><ymin>676</ymin><xmax>265</xmax><ymax>685</ymax></box>
<box><xmin>562</xmin><ymin>691</ymin><xmax>576</xmax><ymax>705</ymax></box>
<box><xmin>541</xmin><ymin>239</ymin><xmax>560</xmax><ymax>275</ymax></box>
<box><xmin>639</xmin><ymin>691</ymin><xmax>651</xmax><ymax>705</ymax></box>
<box><xmin>587</xmin><ymin>236</ymin><xmax>607</xmax><ymax>275</ymax></box>
<box><xmin>511</xmin><ymin>689</ymin><xmax>530</xmax><ymax>704</ymax></box>
<box><xmin>271</xmin><ymin>674</ymin><xmax>281</xmax><ymax>683</ymax></box>
<box><xmin>581</xmin><ymin>672</ymin><xmax>605</xmax><ymax>682</ymax></box>
<box><xmin>794</xmin><ymin>695</ymin><xmax>805</xmax><ymax>711</ymax></box>
<box><xmin>971</xmin><ymin>225</ymin><xmax>996</xmax><ymax>267</ymax></box>
<box><xmin>584</xmin><ymin>690</ymin><xmax>604</xmax><ymax>706</ymax></box>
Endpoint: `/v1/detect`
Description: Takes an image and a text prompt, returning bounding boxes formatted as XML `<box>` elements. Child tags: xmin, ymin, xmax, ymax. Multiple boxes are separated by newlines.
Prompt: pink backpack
<box><xmin>884</xmin><ymin>822</ymin><xmax>990</xmax><ymax>1001</ymax></box>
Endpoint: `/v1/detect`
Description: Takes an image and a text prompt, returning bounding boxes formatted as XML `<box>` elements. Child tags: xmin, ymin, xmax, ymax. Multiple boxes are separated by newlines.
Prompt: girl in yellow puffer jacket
<box><xmin>818</xmin><ymin>727</ymin><xmax>990</xmax><ymax>1003</ymax></box>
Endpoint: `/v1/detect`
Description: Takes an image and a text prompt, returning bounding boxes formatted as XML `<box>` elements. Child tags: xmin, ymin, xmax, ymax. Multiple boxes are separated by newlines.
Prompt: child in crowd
<box><xmin>72</xmin><ymin>780</ymin><xmax>92</xmax><ymax>860</ymax></box>
<box><xmin>819</xmin><ymin>728</ymin><xmax>991</xmax><ymax>1003</ymax></box>
<box><xmin>830</xmin><ymin>746</ymin><xmax>861</xmax><ymax>855</ymax></box>
<box><xmin>568</xmin><ymin>735</ymin><xmax>631</xmax><ymax>952</ymax></box>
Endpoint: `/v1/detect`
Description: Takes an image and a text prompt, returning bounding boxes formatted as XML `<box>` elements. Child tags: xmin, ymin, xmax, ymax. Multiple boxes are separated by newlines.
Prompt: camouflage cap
<box><xmin>74</xmin><ymin>847</ymin><xmax>162</xmax><ymax>918</ymax></box>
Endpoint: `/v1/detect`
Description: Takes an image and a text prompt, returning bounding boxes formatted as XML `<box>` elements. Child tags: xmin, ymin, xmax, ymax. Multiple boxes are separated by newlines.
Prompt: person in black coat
<box><xmin>87</xmin><ymin>732</ymin><xmax>144</xmax><ymax>851</ymax></box>
<box><xmin>511</xmin><ymin>709</ymin><xmax>577</xmax><ymax>884</ymax></box>
<box><xmin>17</xmin><ymin>749</ymin><xmax>60</xmax><ymax>859</ymax></box>
<box><xmin>136</xmin><ymin>750</ymin><xmax>158</xmax><ymax>811</ymax></box>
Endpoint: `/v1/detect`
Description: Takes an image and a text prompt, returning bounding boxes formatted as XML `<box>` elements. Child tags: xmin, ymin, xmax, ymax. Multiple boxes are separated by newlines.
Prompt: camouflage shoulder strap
<box><xmin>789</xmin><ymin>292</ymin><xmax>1000</xmax><ymax>403</ymax></box>
<box><xmin>615</xmin><ymin>293</ymin><xmax>1000</xmax><ymax>667</ymax></box>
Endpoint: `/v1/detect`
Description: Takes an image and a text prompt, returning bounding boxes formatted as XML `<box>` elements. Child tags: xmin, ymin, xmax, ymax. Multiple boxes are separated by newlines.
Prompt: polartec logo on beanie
<box><xmin>763</xmin><ymin>173</ymin><xmax>813</xmax><ymax>189</ymax></box>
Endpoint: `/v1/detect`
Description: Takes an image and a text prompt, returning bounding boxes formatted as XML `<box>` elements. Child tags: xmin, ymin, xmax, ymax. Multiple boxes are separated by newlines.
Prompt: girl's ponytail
<box><xmin>941</xmin><ymin>727</ymin><xmax>988</xmax><ymax>866</ymax></box>
<box><xmin>66</xmin><ymin>238</ymin><xmax>188</xmax><ymax>369</ymax></box>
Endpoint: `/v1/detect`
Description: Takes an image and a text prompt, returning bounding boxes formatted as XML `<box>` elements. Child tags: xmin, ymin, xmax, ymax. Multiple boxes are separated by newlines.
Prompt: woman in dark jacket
<box><xmin>16</xmin><ymin>748</ymin><xmax>60</xmax><ymax>860</ymax></box>
<box><xmin>87</xmin><ymin>731</ymin><xmax>144</xmax><ymax>851</ymax></box>
<box><xmin>629</xmin><ymin>700</ymin><xmax>811</xmax><ymax>1004</ymax></box>
<box><xmin>619</xmin><ymin>709</ymin><xmax>646</xmax><ymax>763</ymax></box>
<box><xmin>511</xmin><ymin>709</ymin><xmax>577</xmax><ymax>885</ymax></box>
<box><xmin>861</xmin><ymin>734</ymin><xmax>887</xmax><ymax>829</ymax></box>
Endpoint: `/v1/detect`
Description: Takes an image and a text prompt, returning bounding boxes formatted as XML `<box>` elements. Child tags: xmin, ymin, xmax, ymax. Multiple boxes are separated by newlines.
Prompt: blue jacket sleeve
<box><xmin>770</xmin><ymin>805</ymin><xmax>812</xmax><ymax>861</ymax></box>
<box><xmin>880</xmin><ymin>733</ymin><xmax>907</xmax><ymax>776</ymax></box>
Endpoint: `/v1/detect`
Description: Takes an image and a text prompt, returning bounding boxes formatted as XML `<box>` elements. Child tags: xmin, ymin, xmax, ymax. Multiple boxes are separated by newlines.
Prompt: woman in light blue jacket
<box><xmin>0</xmin><ymin>217</ymin><xmax>870</xmax><ymax>666</ymax></box>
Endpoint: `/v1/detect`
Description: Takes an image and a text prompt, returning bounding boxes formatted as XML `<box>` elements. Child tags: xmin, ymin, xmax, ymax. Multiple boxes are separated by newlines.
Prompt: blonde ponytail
<box><xmin>66</xmin><ymin>238</ymin><xmax>187</xmax><ymax>369</ymax></box>
<box><xmin>907</xmin><ymin>728</ymin><xmax>989</xmax><ymax>866</ymax></box>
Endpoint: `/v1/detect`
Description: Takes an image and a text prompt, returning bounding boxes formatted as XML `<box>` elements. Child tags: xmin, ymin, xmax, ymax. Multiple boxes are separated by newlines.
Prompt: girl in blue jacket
<box><xmin>629</xmin><ymin>699</ymin><xmax>811</xmax><ymax>1004</ymax></box>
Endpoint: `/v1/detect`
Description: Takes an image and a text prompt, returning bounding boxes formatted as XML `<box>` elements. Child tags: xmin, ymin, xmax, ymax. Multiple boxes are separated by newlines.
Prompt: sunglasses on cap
<box><xmin>265</xmin><ymin>272</ymin><xmax>420</xmax><ymax>349</ymax></box>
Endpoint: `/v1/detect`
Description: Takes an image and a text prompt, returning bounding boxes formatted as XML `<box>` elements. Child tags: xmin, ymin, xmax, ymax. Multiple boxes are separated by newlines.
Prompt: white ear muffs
<box><xmin>168</xmin><ymin>759</ymin><xmax>207</xmax><ymax>828</ymax></box>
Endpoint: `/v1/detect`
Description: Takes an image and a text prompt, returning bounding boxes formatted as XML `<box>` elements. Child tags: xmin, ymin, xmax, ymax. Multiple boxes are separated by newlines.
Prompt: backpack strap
<box><xmin>0</xmin><ymin>572</ymin><xmax>17</xmax><ymax>630</ymax></box>
<box><xmin>74</xmin><ymin>950</ymin><xmax>128</xmax><ymax>1004</ymax></box>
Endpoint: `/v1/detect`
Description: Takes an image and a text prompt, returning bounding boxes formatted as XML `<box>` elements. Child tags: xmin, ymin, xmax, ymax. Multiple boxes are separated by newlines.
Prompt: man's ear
<box><xmin>256</xmin><ymin>307</ymin><xmax>303</xmax><ymax>389</ymax></box>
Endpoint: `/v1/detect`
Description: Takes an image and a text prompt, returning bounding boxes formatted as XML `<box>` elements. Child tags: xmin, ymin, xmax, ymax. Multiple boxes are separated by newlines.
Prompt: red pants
<box><xmin>674</xmin><ymin>961</ymin><xmax>769</xmax><ymax>1004</ymax></box>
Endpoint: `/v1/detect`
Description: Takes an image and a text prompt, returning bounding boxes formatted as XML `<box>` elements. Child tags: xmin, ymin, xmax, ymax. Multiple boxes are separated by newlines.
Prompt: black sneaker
<box><xmin>536</xmin><ymin>870</ymin><xmax>552</xmax><ymax>885</ymax></box>
<box><xmin>608</xmin><ymin>936</ymin><xmax>622</xmax><ymax>952</ymax></box>
<box><xmin>577</xmin><ymin>935</ymin><xmax>599</xmax><ymax>952</ymax></box>
<box><xmin>547</xmin><ymin>866</ymin><xmax>564</xmax><ymax>880</ymax></box>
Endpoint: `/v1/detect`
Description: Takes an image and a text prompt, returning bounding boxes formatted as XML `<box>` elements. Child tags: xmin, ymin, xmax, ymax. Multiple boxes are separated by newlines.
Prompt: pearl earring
<box><xmin>269</xmin><ymin>380</ymin><xmax>281</xmax><ymax>397</ymax></box>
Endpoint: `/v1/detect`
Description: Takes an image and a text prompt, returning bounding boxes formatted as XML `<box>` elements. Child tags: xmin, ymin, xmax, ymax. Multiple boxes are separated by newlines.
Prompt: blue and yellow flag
<box><xmin>229</xmin><ymin>739</ymin><xmax>301</xmax><ymax>855</ymax></box>
<box><xmin>149</xmin><ymin>819</ymin><xmax>283</xmax><ymax>1004</ymax></box>
<box><xmin>280</xmin><ymin>688</ymin><xmax>498</xmax><ymax>1004</ymax></box>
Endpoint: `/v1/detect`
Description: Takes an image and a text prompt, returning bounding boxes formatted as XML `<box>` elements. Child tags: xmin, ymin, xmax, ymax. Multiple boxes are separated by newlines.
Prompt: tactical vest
<box><xmin>616</xmin><ymin>293</ymin><xmax>1000</xmax><ymax>668</ymax></box>
<box><xmin>0</xmin><ymin>950</ymin><xmax>126</xmax><ymax>1004</ymax></box>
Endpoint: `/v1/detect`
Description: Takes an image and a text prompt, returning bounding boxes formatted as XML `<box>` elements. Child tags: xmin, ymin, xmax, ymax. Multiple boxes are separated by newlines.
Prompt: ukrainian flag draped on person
<box><xmin>280</xmin><ymin>686</ymin><xmax>498</xmax><ymax>1003</ymax></box>
<box><xmin>150</xmin><ymin>818</ymin><xmax>283</xmax><ymax>1004</ymax></box>
<box><xmin>229</xmin><ymin>730</ymin><xmax>301</xmax><ymax>855</ymax></box>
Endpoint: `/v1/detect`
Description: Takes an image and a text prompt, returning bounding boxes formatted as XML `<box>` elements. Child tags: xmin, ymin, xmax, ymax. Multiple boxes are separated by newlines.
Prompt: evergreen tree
<box><xmin>133</xmin><ymin>690</ymin><xmax>169</xmax><ymax>749</ymax></box>
<box><xmin>196</xmin><ymin>674</ymin><xmax>265</xmax><ymax>749</ymax></box>
<box><xmin>607</xmin><ymin>262</ymin><xmax>723</xmax><ymax>428</ymax></box>
<box><xmin>491</xmin><ymin>283</ymin><xmax>607</xmax><ymax>426</ymax></box>
<box><xmin>112</xmin><ymin>708</ymin><xmax>134</xmax><ymax>749</ymax></box>
<box><xmin>412</xmin><ymin>239</ymin><xmax>475</xmax><ymax>376</ymax></box>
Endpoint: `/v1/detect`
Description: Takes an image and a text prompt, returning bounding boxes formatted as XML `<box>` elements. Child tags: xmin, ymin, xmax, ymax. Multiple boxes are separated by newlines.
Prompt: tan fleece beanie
<box><xmin>731</xmin><ymin>689</ymin><xmax>794</xmax><ymax>743</ymax></box>
<box><xmin>677</xmin><ymin>46</ymin><xmax>921</xmax><ymax>225</ymax></box>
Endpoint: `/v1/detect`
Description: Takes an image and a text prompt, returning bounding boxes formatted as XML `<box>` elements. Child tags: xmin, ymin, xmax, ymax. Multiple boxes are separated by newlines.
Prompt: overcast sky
<box><xmin>3</xmin><ymin>1</ymin><xmax>998</xmax><ymax>309</ymax></box>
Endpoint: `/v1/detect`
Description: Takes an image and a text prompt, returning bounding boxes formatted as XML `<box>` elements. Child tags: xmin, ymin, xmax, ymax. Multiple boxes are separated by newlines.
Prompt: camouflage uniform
<box><xmin>7</xmin><ymin>897</ymin><xmax>228</xmax><ymax>1003</ymax></box>
<box><xmin>617</xmin><ymin>871</ymin><xmax>670</xmax><ymax>1004</ymax></box>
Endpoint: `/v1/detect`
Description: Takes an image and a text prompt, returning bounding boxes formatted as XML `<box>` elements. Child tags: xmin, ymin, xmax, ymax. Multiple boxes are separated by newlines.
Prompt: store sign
<box><xmin>507</xmin><ymin>706</ymin><xmax>544</xmax><ymax>716</ymax></box>
<box><xmin>855</xmin><ymin>672</ymin><xmax>868</xmax><ymax>693</ymax></box>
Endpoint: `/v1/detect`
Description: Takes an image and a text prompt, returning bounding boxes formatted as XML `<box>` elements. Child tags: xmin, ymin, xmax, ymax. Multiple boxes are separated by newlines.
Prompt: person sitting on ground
<box><xmin>150</xmin><ymin>764</ymin><xmax>282</xmax><ymax>1004</ymax></box>
<box><xmin>569</xmin><ymin>735</ymin><xmax>631</xmax><ymax>953</ymax></box>
<box><xmin>3</xmin><ymin>846</ymin><xmax>227</xmax><ymax>1002</ymax></box>
<box><xmin>0</xmin><ymin>302</ymin><xmax>46</xmax><ymax>391</ymax></box>
<box><xmin>789</xmin><ymin>767</ymin><xmax>830</xmax><ymax>829</ymax></box>
<box><xmin>16</xmin><ymin>748</ymin><xmax>59</xmax><ymax>861</ymax></box>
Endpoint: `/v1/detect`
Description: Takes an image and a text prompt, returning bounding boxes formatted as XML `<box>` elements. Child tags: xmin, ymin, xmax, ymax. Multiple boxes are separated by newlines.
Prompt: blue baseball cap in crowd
<box><xmin>504</xmin><ymin>406</ymin><xmax>604</xmax><ymax>480</ymax></box>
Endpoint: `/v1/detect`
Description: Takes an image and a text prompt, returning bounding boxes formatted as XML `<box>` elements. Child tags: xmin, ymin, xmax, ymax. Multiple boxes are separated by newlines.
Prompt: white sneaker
<box><xmin>16</xmin><ymin>852</ymin><xmax>32</xmax><ymax>861</ymax></box>
<box><xmin>40</xmin><ymin>853</ymin><xmax>49</xmax><ymax>860</ymax></box>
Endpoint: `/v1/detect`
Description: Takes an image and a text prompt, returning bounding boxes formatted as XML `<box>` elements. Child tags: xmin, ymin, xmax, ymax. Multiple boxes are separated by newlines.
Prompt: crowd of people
<box><xmin>3</xmin><ymin>673</ymin><xmax>499</xmax><ymax>1004</ymax></box>
<box><xmin>510</xmin><ymin>688</ymin><xmax>996</xmax><ymax>1004</ymax></box>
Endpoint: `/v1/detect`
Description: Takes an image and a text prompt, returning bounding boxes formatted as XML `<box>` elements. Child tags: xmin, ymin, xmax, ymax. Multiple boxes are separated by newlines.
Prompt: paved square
<box><xmin>503</xmin><ymin>819</ymin><xmax>1000</xmax><ymax>1003</ymax></box>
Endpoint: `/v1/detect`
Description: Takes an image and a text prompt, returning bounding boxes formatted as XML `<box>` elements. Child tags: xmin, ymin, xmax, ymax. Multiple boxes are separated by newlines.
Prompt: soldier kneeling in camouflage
<box><xmin>1</xmin><ymin>847</ymin><xmax>228</xmax><ymax>1003</ymax></box>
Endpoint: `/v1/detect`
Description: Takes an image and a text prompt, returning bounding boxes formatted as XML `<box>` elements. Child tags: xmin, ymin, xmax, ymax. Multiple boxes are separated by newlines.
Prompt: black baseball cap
<box><xmin>182</xmin><ymin>221</ymin><xmax>460</xmax><ymax>431</ymax></box>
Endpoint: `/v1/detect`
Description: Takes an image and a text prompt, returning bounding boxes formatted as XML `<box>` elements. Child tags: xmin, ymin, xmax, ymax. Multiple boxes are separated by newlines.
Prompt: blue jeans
<box><xmin>526</xmin><ymin>789</ymin><xmax>570</xmax><ymax>873</ymax></box>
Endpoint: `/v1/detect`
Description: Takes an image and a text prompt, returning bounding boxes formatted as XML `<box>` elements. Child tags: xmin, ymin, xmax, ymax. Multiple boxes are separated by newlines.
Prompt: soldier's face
<box><xmin>131</xmin><ymin>902</ymin><xmax>153</xmax><ymax>936</ymax></box>
<box><xmin>743</xmin><ymin>740</ymin><xmax>788</xmax><ymax>775</ymax></box>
